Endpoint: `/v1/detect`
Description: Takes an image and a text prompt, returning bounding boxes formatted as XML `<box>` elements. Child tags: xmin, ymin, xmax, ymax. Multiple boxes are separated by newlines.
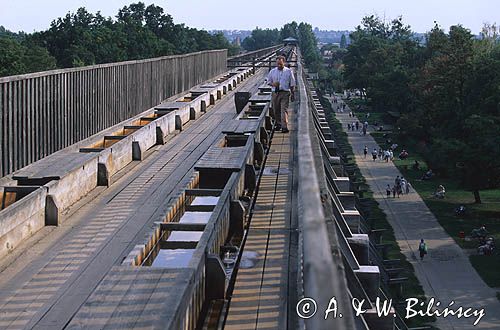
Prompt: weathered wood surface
<box><xmin>0</xmin><ymin>70</ymin><xmax>266</xmax><ymax>330</ymax></box>
<box><xmin>228</xmin><ymin>45</ymin><xmax>283</xmax><ymax>61</ymax></box>
<box><xmin>248</xmin><ymin>94</ymin><xmax>272</xmax><ymax>103</ymax></box>
<box><xmin>66</xmin><ymin>266</ymin><xmax>190</xmax><ymax>329</ymax></box>
<box><xmin>225</xmin><ymin>108</ymin><xmax>297</xmax><ymax>330</ymax></box>
<box><xmin>222</xmin><ymin>120</ymin><xmax>261</xmax><ymax>135</ymax></box>
<box><xmin>195</xmin><ymin>146</ymin><xmax>248</xmax><ymax>171</ymax></box>
<box><xmin>0</xmin><ymin>50</ymin><xmax>227</xmax><ymax>177</ymax></box>
<box><xmin>296</xmin><ymin>63</ymin><xmax>354</xmax><ymax>330</ymax></box>
<box><xmin>12</xmin><ymin>152</ymin><xmax>96</xmax><ymax>180</ymax></box>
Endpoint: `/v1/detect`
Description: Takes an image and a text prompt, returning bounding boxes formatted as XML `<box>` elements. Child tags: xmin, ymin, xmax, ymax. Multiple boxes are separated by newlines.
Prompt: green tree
<box><xmin>281</xmin><ymin>22</ymin><xmax>298</xmax><ymax>40</ymax></box>
<box><xmin>343</xmin><ymin>16</ymin><xmax>500</xmax><ymax>200</ymax></box>
<box><xmin>1</xmin><ymin>2</ymin><xmax>238</xmax><ymax>76</ymax></box>
<box><xmin>340</xmin><ymin>34</ymin><xmax>347</xmax><ymax>48</ymax></box>
<box><xmin>343</xmin><ymin>16</ymin><xmax>421</xmax><ymax>111</ymax></box>
<box><xmin>241</xmin><ymin>27</ymin><xmax>280</xmax><ymax>51</ymax></box>
<box><xmin>0</xmin><ymin>35</ymin><xmax>56</xmax><ymax>76</ymax></box>
<box><xmin>0</xmin><ymin>37</ymin><xmax>27</xmax><ymax>76</ymax></box>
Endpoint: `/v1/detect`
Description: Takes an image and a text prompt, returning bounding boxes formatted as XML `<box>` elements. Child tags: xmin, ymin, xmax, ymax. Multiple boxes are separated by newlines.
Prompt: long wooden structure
<box><xmin>0</xmin><ymin>50</ymin><xmax>227</xmax><ymax>177</ymax></box>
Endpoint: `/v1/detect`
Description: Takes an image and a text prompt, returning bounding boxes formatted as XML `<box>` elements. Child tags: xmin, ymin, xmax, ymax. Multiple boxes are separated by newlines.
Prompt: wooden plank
<box><xmin>13</xmin><ymin>81</ymin><xmax>18</xmax><ymax>171</ymax></box>
<box><xmin>0</xmin><ymin>64</ymin><xmax>265</xmax><ymax>329</ymax></box>
<box><xmin>185</xmin><ymin>188</ymin><xmax>223</xmax><ymax>196</ymax></box>
<box><xmin>104</xmin><ymin>269</ymin><xmax>163</xmax><ymax>328</ymax></box>
<box><xmin>0</xmin><ymin>82</ymin><xmax>3</xmax><ymax>176</ymax></box>
<box><xmin>68</xmin><ymin>267</ymin><xmax>142</xmax><ymax>329</ymax></box>
<box><xmin>160</xmin><ymin>222</ymin><xmax>206</xmax><ymax>232</ymax></box>
<box><xmin>185</xmin><ymin>204</ymin><xmax>215</xmax><ymax>212</ymax></box>
<box><xmin>29</xmin><ymin>78</ymin><xmax>34</xmax><ymax>165</ymax></box>
<box><xmin>20</xmin><ymin>79</ymin><xmax>26</xmax><ymax>169</ymax></box>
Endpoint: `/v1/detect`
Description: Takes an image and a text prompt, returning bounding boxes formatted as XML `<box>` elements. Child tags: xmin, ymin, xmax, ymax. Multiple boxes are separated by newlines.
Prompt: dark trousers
<box><xmin>272</xmin><ymin>91</ymin><xmax>290</xmax><ymax>128</ymax></box>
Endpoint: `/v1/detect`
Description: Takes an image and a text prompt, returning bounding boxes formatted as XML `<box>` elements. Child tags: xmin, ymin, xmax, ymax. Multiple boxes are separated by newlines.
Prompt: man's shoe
<box><xmin>275</xmin><ymin>125</ymin><xmax>282</xmax><ymax>131</ymax></box>
<box><xmin>281</xmin><ymin>128</ymin><xmax>289</xmax><ymax>133</ymax></box>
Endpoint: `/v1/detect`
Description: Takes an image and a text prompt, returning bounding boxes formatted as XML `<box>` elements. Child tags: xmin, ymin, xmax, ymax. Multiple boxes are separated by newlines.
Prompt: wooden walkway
<box><xmin>0</xmin><ymin>72</ymin><xmax>266</xmax><ymax>330</ymax></box>
<box><xmin>224</xmin><ymin>109</ymin><xmax>297</xmax><ymax>329</ymax></box>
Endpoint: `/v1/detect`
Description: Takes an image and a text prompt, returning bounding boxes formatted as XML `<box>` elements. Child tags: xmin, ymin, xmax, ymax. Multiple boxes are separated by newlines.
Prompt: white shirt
<box><xmin>267</xmin><ymin>66</ymin><xmax>296</xmax><ymax>92</ymax></box>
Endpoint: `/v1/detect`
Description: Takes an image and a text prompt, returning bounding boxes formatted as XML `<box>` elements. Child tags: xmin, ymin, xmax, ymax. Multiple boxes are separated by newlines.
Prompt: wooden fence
<box><xmin>0</xmin><ymin>49</ymin><xmax>227</xmax><ymax>177</ymax></box>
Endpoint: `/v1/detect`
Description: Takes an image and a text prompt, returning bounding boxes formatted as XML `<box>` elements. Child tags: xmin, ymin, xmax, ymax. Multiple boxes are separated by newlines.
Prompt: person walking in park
<box><xmin>418</xmin><ymin>239</ymin><xmax>428</xmax><ymax>261</ymax></box>
<box><xmin>267</xmin><ymin>55</ymin><xmax>295</xmax><ymax>133</ymax></box>
<box><xmin>386</xmin><ymin>184</ymin><xmax>391</xmax><ymax>197</ymax></box>
<box><xmin>371</xmin><ymin>148</ymin><xmax>378</xmax><ymax>161</ymax></box>
<box><xmin>392</xmin><ymin>185</ymin><xmax>396</xmax><ymax>198</ymax></box>
<box><xmin>395</xmin><ymin>176</ymin><xmax>402</xmax><ymax>198</ymax></box>
<box><xmin>400</xmin><ymin>177</ymin><xmax>407</xmax><ymax>195</ymax></box>
<box><xmin>363</xmin><ymin>146</ymin><xmax>368</xmax><ymax>158</ymax></box>
<box><xmin>406</xmin><ymin>181</ymin><xmax>412</xmax><ymax>194</ymax></box>
<box><xmin>355</xmin><ymin>121</ymin><xmax>359</xmax><ymax>130</ymax></box>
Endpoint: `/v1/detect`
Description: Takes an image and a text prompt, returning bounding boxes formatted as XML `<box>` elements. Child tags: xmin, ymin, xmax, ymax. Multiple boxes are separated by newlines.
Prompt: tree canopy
<box><xmin>343</xmin><ymin>15</ymin><xmax>500</xmax><ymax>201</ymax></box>
<box><xmin>241</xmin><ymin>27</ymin><xmax>281</xmax><ymax>51</ymax></box>
<box><xmin>0</xmin><ymin>2</ymin><xmax>239</xmax><ymax>76</ymax></box>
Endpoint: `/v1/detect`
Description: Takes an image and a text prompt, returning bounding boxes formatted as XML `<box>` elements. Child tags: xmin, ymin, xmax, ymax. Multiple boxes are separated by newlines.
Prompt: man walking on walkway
<box><xmin>267</xmin><ymin>55</ymin><xmax>295</xmax><ymax>133</ymax></box>
<box><xmin>418</xmin><ymin>239</ymin><xmax>428</xmax><ymax>261</ymax></box>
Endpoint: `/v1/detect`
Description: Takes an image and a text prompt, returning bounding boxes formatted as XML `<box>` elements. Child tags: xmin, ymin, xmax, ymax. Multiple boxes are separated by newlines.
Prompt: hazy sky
<box><xmin>0</xmin><ymin>0</ymin><xmax>498</xmax><ymax>34</ymax></box>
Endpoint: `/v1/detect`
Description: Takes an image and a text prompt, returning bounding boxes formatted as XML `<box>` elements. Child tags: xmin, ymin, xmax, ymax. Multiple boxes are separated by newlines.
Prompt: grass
<box><xmin>321</xmin><ymin>94</ymin><xmax>436</xmax><ymax>328</ymax></box>
<box><xmin>359</xmin><ymin>106</ymin><xmax>500</xmax><ymax>289</ymax></box>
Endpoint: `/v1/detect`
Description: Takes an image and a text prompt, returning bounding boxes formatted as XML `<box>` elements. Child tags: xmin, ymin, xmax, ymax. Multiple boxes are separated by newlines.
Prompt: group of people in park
<box><xmin>336</xmin><ymin>93</ymin><xmax>433</xmax><ymax>262</ymax></box>
<box><xmin>348</xmin><ymin>120</ymin><xmax>369</xmax><ymax>135</ymax></box>
<box><xmin>363</xmin><ymin>146</ymin><xmax>399</xmax><ymax>163</ymax></box>
<box><xmin>332</xmin><ymin>97</ymin><xmax>347</xmax><ymax>112</ymax></box>
<box><xmin>385</xmin><ymin>175</ymin><xmax>412</xmax><ymax>198</ymax></box>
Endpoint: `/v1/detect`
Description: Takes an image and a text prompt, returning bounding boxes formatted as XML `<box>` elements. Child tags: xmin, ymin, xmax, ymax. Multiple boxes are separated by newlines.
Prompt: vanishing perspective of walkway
<box><xmin>0</xmin><ymin>71</ymin><xmax>267</xmax><ymax>329</ymax></box>
<box><xmin>225</xmin><ymin>107</ymin><xmax>298</xmax><ymax>330</ymax></box>
<box><xmin>333</xmin><ymin>97</ymin><xmax>500</xmax><ymax>329</ymax></box>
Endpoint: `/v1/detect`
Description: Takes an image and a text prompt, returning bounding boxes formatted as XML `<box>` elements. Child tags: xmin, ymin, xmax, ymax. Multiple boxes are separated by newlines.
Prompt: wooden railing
<box><xmin>0</xmin><ymin>50</ymin><xmax>227</xmax><ymax>177</ymax></box>
<box><xmin>296</xmin><ymin>52</ymin><xmax>355</xmax><ymax>329</ymax></box>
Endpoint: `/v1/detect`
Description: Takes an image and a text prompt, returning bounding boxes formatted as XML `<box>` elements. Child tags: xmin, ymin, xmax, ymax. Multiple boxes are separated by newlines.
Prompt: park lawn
<box><xmin>370</xmin><ymin>129</ymin><xmax>500</xmax><ymax>289</ymax></box>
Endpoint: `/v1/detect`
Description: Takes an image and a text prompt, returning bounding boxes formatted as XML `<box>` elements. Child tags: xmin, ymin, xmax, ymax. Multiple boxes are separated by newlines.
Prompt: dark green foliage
<box><xmin>280</xmin><ymin>22</ymin><xmax>298</xmax><ymax>40</ymax></box>
<box><xmin>343</xmin><ymin>16</ymin><xmax>422</xmax><ymax>113</ymax></box>
<box><xmin>0</xmin><ymin>34</ymin><xmax>57</xmax><ymax>77</ymax></box>
<box><xmin>241</xmin><ymin>27</ymin><xmax>281</xmax><ymax>51</ymax></box>
<box><xmin>0</xmin><ymin>2</ymin><xmax>237</xmax><ymax>76</ymax></box>
<box><xmin>343</xmin><ymin>16</ymin><xmax>500</xmax><ymax>199</ymax></box>
<box><xmin>340</xmin><ymin>34</ymin><xmax>347</xmax><ymax>48</ymax></box>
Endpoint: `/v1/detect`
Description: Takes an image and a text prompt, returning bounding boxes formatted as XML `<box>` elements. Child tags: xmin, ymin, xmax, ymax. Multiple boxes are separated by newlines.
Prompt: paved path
<box><xmin>331</xmin><ymin>97</ymin><xmax>500</xmax><ymax>329</ymax></box>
